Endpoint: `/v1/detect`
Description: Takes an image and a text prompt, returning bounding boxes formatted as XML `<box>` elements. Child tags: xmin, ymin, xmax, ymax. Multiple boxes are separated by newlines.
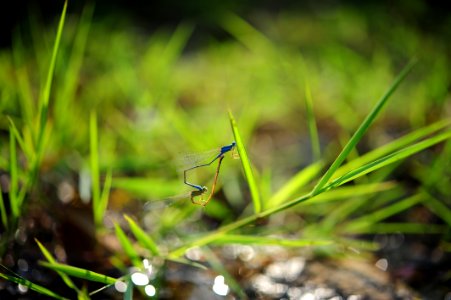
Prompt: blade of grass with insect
<box><xmin>39</xmin><ymin>261</ymin><xmax>117</xmax><ymax>285</ymax></box>
<box><xmin>168</xmin><ymin>64</ymin><xmax>451</xmax><ymax>259</ymax></box>
<box><xmin>229</xmin><ymin>110</ymin><xmax>262</xmax><ymax>213</ymax></box>
<box><xmin>312</xmin><ymin>58</ymin><xmax>417</xmax><ymax>195</ymax></box>
<box><xmin>124</xmin><ymin>215</ymin><xmax>160</xmax><ymax>256</ymax></box>
<box><xmin>326</xmin><ymin>129</ymin><xmax>451</xmax><ymax>189</ymax></box>
<box><xmin>267</xmin><ymin>161</ymin><xmax>323</xmax><ymax>208</ymax></box>
<box><xmin>0</xmin><ymin>270</ymin><xmax>67</xmax><ymax>300</ymax></box>
<box><xmin>35</xmin><ymin>239</ymin><xmax>77</xmax><ymax>291</ymax></box>
<box><xmin>114</xmin><ymin>223</ymin><xmax>142</xmax><ymax>267</ymax></box>
<box><xmin>169</xmin><ymin>123</ymin><xmax>449</xmax><ymax>257</ymax></box>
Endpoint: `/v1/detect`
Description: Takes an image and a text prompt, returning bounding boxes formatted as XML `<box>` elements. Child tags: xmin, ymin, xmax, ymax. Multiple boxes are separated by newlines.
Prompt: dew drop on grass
<box><xmin>145</xmin><ymin>284</ymin><xmax>156</xmax><ymax>297</ymax></box>
<box><xmin>114</xmin><ymin>280</ymin><xmax>127</xmax><ymax>293</ymax></box>
<box><xmin>17</xmin><ymin>284</ymin><xmax>28</xmax><ymax>294</ymax></box>
<box><xmin>131</xmin><ymin>272</ymin><xmax>149</xmax><ymax>286</ymax></box>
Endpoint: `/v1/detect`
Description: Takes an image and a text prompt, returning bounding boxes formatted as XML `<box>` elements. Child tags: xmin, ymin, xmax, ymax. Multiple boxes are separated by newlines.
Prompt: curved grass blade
<box><xmin>342</xmin><ymin>194</ymin><xmax>423</xmax><ymax>233</ymax></box>
<box><xmin>35</xmin><ymin>0</ymin><xmax>67</xmax><ymax>159</ymax></box>
<box><xmin>421</xmin><ymin>191</ymin><xmax>451</xmax><ymax>227</ymax></box>
<box><xmin>312</xmin><ymin>58</ymin><xmax>417</xmax><ymax>195</ymax></box>
<box><xmin>55</xmin><ymin>2</ymin><xmax>94</xmax><ymax>114</ymax></box>
<box><xmin>228</xmin><ymin>110</ymin><xmax>261</xmax><ymax>213</ymax></box>
<box><xmin>124</xmin><ymin>215</ymin><xmax>160</xmax><ymax>256</ymax></box>
<box><xmin>211</xmin><ymin>234</ymin><xmax>332</xmax><ymax>247</ymax></box>
<box><xmin>114</xmin><ymin>223</ymin><xmax>142</xmax><ymax>267</ymax></box>
<box><xmin>9</xmin><ymin>128</ymin><xmax>19</xmax><ymax>218</ymax></box>
<box><xmin>298</xmin><ymin>181</ymin><xmax>397</xmax><ymax>206</ymax></box>
<box><xmin>7</xmin><ymin>116</ymin><xmax>33</xmax><ymax>159</ymax></box>
<box><xmin>343</xmin><ymin>223</ymin><xmax>446</xmax><ymax>234</ymax></box>
<box><xmin>35</xmin><ymin>239</ymin><xmax>77</xmax><ymax>291</ymax></box>
<box><xmin>39</xmin><ymin>261</ymin><xmax>117</xmax><ymax>285</ymax></box>
<box><xmin>334</xmin><ymin>119</ymin><xmax>451</xmax><ymax>178</ymax></box>
<box><xmin>326</xmin><ymin>129</ymin><xmax>451</xmax><ymax>189</ymax></box>
<box><xmin>0</xmin><ymin>267</ymin><xmax>67</xmax><ymax>300</ymax></box>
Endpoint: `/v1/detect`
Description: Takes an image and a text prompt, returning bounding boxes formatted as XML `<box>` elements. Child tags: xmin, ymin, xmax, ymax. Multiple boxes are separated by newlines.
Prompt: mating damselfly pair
<box><xmin>182</xmin><ymin>142</ymin><xmax>238</xmax><ymax>206</ymax></box>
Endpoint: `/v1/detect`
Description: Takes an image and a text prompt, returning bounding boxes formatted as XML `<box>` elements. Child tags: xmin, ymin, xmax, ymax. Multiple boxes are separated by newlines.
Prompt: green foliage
<box><xmin>0</xmin><ymin>269</ymin><xmax>67</xmax><ymax>300</ymax></box>
<box><xmin>39</xmin><ymin>262</ymin><xmax>117</xmax><ymax>285</ymax></box>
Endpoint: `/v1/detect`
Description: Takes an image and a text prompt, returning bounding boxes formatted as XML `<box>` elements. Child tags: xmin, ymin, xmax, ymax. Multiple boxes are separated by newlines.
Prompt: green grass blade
<box><xmin>299</xmin><ymin>181</ymin><xmax>397</xmax><ymax>206</ymax></box>
<box><xmin>229</xmin><ymin>110</ymin><xmax>261</xmax><ymax>213</ymax></box>
<box><xmin>56</xmin><ymin>2</ymin><xmax>94</xmax><ymax>112</ymax></box>
<box><xmin>35</xmin><ymin>239</ymin><xmax>77</xmax><ymax>290</ymax></box>
<box><xmin>267</xmin><ymin>161</ymin><xmax>323</xmax><ymax>208</ymax></box>
<box><xmin>0</xmin><ymin>269</ymin><xmax>67</xmax><ymax>300</ymax></box>
<box><xmin>312</xmin><ymin>59</ymin><xmax>417</xmax><ymax>195</ymax></box>
<box><xmin>327</xmin><ymin>129</ymin><xmax>451</xmax><ymax>189</ymax></box>
<box><xmin>8</xmin><ymin>116</ymin><xmax>33</xmax><ymax>160</ymax></box>
<box><xmin>124</xmin><ymin>277</ymin><xmax>133</xmax><ymax>300</ymax></box>
<box><xmin>40</xmin><ymin>261</ymin><xmax>117</xmax><ymax>285</ymax></box>
<box><xmin>343</xmin><ymin>223</ymin><xmax>446</xmax><ymax>234</ymax></box>
<box><xmin>89</xmin><ymin>111</ymin><xmax>101</xmax><ymax>227</ymax></box>
<box><xmin>304</xmin><ymin>82</ymin><xmax>321</xmax><ymax>161</ymax></box>
<box><xmin>221</xmin><ymin>13</ymin><xmax>273</xmax><ymax>53</ymax></box>
<box><xmin>211</xmin><ymin>234</ymin><xmax>332</xmax><ymax>247</ymax></box>
<box><xmin>36</xmin><ymin>0</ymin><xmax>67</xmax><ymax>152</ymax></box>
<box><xmin>124</xmin><ymin>215</ymin><xmax>160</xmax><ymax>256</ymax></box>
<box><xmin>421</xmin><ymin>191</ymin><xmax>451</xmax><ymax>227</ymax></box>
<box><xmin>334</xmin><ymin>119</ymin><xmax>451</xmax><ymax>178</ymax></box>
<box><xmin>98</xmin><ymin>168</ymin><xmax>112</xmax><ymax>226</ymax></box>
<box><xmin>343</xmin><ymin>194</ymin><xmax>423</xmax><ymax>233</ymax></box>
<box><xmin>9</xmin><ymin>128</ymin><xmax>19</xmax><ymax>218</ymax></box>
<box><xmin>0</xmin><ymin>188</ymin><xmax>7</xmax><ymax>229</ymax></box>
<box><xmin>114</xmin><ymin>223</ymin><xmax>141</xmax><ymax>267</ymax></box>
